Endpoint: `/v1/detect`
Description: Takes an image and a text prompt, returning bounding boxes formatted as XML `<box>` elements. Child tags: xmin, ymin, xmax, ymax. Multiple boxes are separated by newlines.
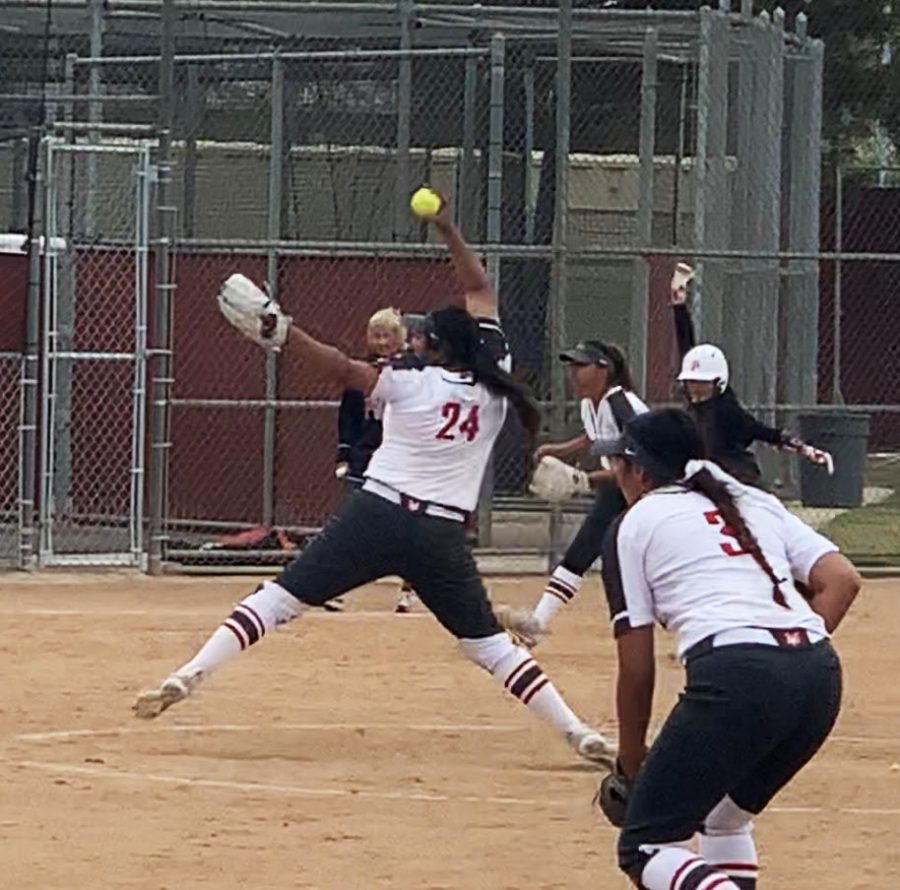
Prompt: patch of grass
<box><xmin>821</xmin><ymin>489</ymin><xmax>900</xmax><ymax>566</ymax></box>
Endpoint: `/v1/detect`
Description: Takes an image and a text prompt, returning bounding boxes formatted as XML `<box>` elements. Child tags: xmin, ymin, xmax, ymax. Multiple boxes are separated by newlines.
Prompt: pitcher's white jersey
<box><xmin>602</xmin><ymin>484</ymin><xmax>837</xmax><ymax>659</ymax></box>
<box><xmin>365</xmin><ymin>364</ymin><xmax>507</xmax><ymax>512</ymax></box>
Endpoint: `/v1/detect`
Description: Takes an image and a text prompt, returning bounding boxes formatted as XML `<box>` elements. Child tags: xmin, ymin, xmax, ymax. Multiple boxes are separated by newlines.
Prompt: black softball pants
<box><xmin>618</xmin><ymin>638</ymin><xmax>842</xmax><ymax>881</ymax></box>
<box><xmin>560</xmin><ymin>482</ymin><xmax>627</xmax><ymax>575</ymax></box>
<box><xmin>276</xmin><ymin>490</ymin><xmax>500</xmax><ymax>640</ymax></box>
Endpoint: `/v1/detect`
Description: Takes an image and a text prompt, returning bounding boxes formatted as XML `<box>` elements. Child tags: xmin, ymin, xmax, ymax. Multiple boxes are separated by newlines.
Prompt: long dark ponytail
<box><xmin>599</xmin><ymin>341</ymin><xmax>636</xmax><ymax>392</ymax></box>
<box><xmin>687</xmin><ymin>468</ymin><xmax>789</xmax><ymax>608</ymax></box>
<box><xmin>427</xmin><ymin>306</ymin><xmax>541</xmax><ymax>438</ymax></box>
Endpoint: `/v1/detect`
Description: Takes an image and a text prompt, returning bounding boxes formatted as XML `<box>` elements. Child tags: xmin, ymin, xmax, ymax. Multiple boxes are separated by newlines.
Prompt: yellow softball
<box><xmin>409</xmin><ymin>186</ymin><xmax>442</xmax><ymax>219</ymax></box>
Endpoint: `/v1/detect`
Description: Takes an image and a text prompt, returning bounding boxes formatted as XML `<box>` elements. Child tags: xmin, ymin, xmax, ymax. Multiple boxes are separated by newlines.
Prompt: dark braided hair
<box><xmin>622</xmin><ymin>408</ymin><xmax>789</xmax><ymax>606</ymax></box>
<box><xmin>686</xmin><ymin>468</ymin><xmax>789</xmax><ymax>608</ymax></box>
<box><xmin>427</xmin><ymin>306</ymin><xmax>541</xmax><ymax>437</ymax></box>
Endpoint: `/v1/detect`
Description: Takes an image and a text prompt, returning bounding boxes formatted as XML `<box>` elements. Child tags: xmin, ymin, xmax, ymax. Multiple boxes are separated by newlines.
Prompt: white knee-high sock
<box><xmin>641</xmin><ymin>847</ymin><xmax>740</xmax><ymax>890</ymax></box>
<box><xmin>459</xmin><ymin>633</ymin><xmax>585</xmax><ymax>738</ymax></box>
<box><xmin>175</xmin><ymin>581</ymin><xmax>301</xmax><ymax>679</ymax></box>
<box><xmin>698</xmin><ymin>835</ymin><xmax>757</xmax><ymax>890</ymax></box>
<box><xmin>533</xmin><ymin>566</ymin><xmax>583</xmax><ymax>627</ymax></box>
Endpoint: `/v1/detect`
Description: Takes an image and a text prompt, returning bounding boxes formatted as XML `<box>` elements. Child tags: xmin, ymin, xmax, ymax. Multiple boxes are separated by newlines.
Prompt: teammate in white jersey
<box><xmin>133</xmin><ymin>209</ymin><xmax>613</xmax><ymax>767</ymax></box>
<box><xmin>502</xmin><ymin>340</ymin><xmax>647</xmax><ymax>646</ymax></box>
<box><xmin>590</xmin><ymin>409</ymin><xmax>860</xmax><ymax>890</ymax></box>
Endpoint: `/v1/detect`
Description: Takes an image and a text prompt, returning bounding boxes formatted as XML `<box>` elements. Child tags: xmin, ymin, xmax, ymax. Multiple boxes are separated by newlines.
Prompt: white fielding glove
<box><xmin>529</xmin><ymin>455</ymin><xmax>592</xmax><ymax>502</ymax></box>
<box><xmin>218</xmin><ymin>272</ymin><xmax>291</xmax><ymax>351</ymax></box>
<box><xmin>801</xmin><ymin>444</ymin><xmax>835</xmax><ymax>476</ymax></box>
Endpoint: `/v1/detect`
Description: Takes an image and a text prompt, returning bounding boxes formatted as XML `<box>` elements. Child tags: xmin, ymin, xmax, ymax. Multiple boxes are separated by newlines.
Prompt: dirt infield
<box><xmin>0</xmin><ymin>573</ymin><xmax>897</xmax><ymax>889</ymax></box>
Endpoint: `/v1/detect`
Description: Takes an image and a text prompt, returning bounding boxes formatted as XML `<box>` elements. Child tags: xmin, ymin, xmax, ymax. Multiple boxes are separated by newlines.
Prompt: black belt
<box><xmin>683</xmin><ymin>627</ymin><xmax>821</xmax><ymax>665</ymax></box>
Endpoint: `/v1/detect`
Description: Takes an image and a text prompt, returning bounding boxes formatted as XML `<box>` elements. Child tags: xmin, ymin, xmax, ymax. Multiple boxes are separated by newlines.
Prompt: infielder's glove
<box><xmin>782</xmin><ymin>436</ymin><xmax>835</xmax><ymax>476</ymax></box>
<box><xmin>593</xmin><ymin>760</ymin><xmax>632</xmax><ymax>828</ymax></box>
<box><xmin>218</xmin><ymin>273</ymin><xmax>292</xmax><ymax>351</ymax></box>
<box><xmin>530</xmin><ymin>456</ymin><xmax>591</xmax><ymax>503</ymax></box>
<box><xmin>495</xmin><ymin>605</ymin><xmax>548</xmax><ymax>649</ymax></box>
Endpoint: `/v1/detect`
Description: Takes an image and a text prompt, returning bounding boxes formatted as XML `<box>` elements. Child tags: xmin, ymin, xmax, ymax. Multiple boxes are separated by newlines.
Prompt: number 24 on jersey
<box><xmin>436</xmin><ymin>402</ymin><xmax>480</xmax><ymax>442</ymax></box>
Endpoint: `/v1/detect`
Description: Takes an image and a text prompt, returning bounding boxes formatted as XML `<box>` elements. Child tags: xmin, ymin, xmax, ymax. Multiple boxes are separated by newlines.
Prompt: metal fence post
<box><xmin>523</xmin><ymin>52</ymin><xmax>536</xmax><ymax>245</ymax></box>
<box><xmin>85</xmin><ymin>0</ymin><xmax>105</xmax><ymax>241</ymax></box>
<box><xmin>485</xmin><ymin>33</ymin><xmax>505</xmax><ymax>286</ymax></box>
<box><xmin>263</xmin><ymin>54</ymin><xmax>284</xmax><ymax>528</ymax></box>
<box><xmin>700</xmin><ymin>6</ymin><xmax>729</xmax><ymax>346</ymax></box>
<box><xmin>692</xmin><ymin>7</ymin><xmax>711</xmax><ymax>337</ymax></box>
<box><xmin>630</xmin><ymin>26</ymin><xmax>657</xmax><ymax>398</ymax></box>
<box><xmin>784</xmin><ymin>21</ymin><xmax>823</xmax><ymax>411</ymax></box>
<box><xmin>393</xmin><ymin>0</ymin><xmax>414</xmax><ymax>241</ymax></box>
<box><xmin>547</xmin><ymin>0</ymin><xmax>572</xmax><ymax>570</ymax></box>
<box><xmin>19</xmin><ymin>134</ymin><xmax>44</xmax><ymax>569</ymax></box>
<box><xmin>729</xmin><ymin>0</ymin><xmax>755</xmax><ymax>390</ymax></box>
<box><xmin>460</xmin><ymin>51</ymin><xmax>478</xmax><ymax>238</ymax></box>
<box><xmin>476</xmin><ymin>32</ymin><xmax>506</xmax><ymax>548</ymax></box>
<box><xmin>833</xmin><ymin>161</ymin><xmax>844</xmax><ymax>403</ymax></box>
<box><xmin>148</xmin><ymin>0</ymin><xmax>177</xmax><ymax>574</ymax></box>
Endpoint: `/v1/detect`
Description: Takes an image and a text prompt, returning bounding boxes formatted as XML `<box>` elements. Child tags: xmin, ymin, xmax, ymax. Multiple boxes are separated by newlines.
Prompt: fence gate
<box><xmin>39</xmin><ymin>139</ymin><xmax>151</xmax><ymax>566</ymax></box>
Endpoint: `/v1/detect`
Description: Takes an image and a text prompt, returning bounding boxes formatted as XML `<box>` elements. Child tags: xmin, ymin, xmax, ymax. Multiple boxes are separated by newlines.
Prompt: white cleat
<box><xmin>395</xmin><ymin>589</ymin><xmax>418</xmax><ymax>614</ymax></box>
<box><xmin>568</xmin><ymin>728</ymin><xmax>617</xmax><ymax>768</ymax></box>
<box><xmin>133</xmin><ymin>671</ymin><xmax>201</xmax><ymax>720</ymax></box>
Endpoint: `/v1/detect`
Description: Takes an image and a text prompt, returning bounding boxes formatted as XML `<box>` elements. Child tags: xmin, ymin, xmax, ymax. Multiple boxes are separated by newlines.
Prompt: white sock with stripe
<box><xmin>700</xmin><ymin>796</ymin><xmax>758</xmax><ymax>889</ymax></box>
<box><xmin>700</xmin><ymin>831</ymin><xmax>758</xmax><ymax>889</ymax></box>
<box><xmin>175</xmin><ymin>581</ymin><xmax>302</xmax><ymax>679</ymax></box>
<box><xmin>460</xmin><ymin>633</ymin><xmax>585</xmax><ymax>737</ymax></box>
<box><xmin>533</xmin><ymin>566</ymin><xmax>583</xmax><ymax>627</ymax></box>
<box><xmin>641</xmin><ymin>847</ymin><xmax>740</xmax><ymax>890</ymax></box>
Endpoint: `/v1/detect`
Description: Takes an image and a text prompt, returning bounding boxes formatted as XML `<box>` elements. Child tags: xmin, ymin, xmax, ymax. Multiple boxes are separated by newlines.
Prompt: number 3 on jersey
<box><xmin>436</xmin><ymin>402</ymin><xmax>480</xmax><ymax>442</ymax></box>
<box><xmin>704</xmin><ymin>510</ymin><xmax>749</xmax><ymax>557</ymax></box>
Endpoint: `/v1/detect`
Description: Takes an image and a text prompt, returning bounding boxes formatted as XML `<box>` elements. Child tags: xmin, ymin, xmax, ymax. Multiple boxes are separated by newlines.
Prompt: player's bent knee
<box><xmin>243</xmin><ymin>580</ymin><xmax>303</xmax><ymax>627</ymax></box>
<box><xmin>459</xmin><ymin>632</ymin><xmax>517</xmax><ymax>671</ymax></box>
<box><xmin>703</xmin><ymin>795</ymin><xmax>754</xmax><ymax>836</ymax></box>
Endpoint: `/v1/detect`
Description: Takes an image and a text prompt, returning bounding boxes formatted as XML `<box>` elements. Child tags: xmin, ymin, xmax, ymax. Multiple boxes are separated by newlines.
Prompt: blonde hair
<box><xmin>368</xmin><ymin>307</ymin><xmax>406</xmax><ymax>340</ymax></box>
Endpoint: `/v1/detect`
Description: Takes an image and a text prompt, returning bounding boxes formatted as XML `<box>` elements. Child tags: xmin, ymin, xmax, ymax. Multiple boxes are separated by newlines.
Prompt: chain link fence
<box><xmin>0</xmin><ymin>1</ymin><xmax>897</xmax><ymax>569</ymax></box>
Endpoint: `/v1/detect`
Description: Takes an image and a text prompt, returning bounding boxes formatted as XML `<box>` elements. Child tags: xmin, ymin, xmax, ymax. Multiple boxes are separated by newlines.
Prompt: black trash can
<box><xmin>798</xmin><ymin>412</ymin><xmax>870</xmax><ymax>508</ymax></box>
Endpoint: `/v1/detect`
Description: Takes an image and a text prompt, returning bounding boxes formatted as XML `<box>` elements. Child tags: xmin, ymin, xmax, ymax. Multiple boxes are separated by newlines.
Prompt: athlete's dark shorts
<box><xmin>277</xmin><ymin>490</ymin><xmax>500</xmax><ymax>640</ymax></box>
<box><xmin>561</xmin><ymin>482</ymin><xmax>626</xmax><ymax>575</ymax></box>
<box><xmin>618</xmin><ymin>637</ymin><xmax>842</xmax><ymax>880</ymax></box>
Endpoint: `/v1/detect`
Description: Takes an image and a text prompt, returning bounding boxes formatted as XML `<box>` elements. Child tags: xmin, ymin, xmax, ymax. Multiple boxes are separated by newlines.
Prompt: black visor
<box><xmin>559</xmin><ymin>341</ymin><xmax>610</xmax><ymax>366</ymax></box>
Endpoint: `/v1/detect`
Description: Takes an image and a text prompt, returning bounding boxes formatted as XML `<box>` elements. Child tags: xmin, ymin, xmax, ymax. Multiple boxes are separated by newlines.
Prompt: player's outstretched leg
<box><xmin>459</xmin><ymin>632</ymin><xmax>614</xmax><ymax>766</ymax></box>
<box><xmin>133</xmin><ymin>580</ymin><xmax>301</xmax><ymax>718</ymax></box>
<box><xmin>528</xmin><ymin>483</ymin><xmax>626</xmax><ymax>644</ymax></box>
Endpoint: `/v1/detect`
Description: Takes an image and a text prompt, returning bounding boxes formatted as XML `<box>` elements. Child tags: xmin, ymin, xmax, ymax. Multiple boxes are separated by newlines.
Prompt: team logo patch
<box><xmin>691</xmin><ymin>359</ymin><xmax>701</xmax><ymax>371</ymax></box>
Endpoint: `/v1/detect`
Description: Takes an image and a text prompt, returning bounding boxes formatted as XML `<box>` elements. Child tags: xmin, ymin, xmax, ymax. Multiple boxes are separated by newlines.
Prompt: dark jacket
<box><xmin>673</xmin><ymin>304</ymin><xmax>786</xmax><ymax>486</ymax></box>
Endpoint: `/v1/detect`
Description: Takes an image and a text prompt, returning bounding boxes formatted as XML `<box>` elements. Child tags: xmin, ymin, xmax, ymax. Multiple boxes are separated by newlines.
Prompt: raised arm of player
<box><xmin>286</xmin><ymin>325</ymin><xmax>379</xmax><ymax>395</ymax></box>
<box><xmin>430</xmin><ymin>201</ymin><xmax>498</xmax><ymax>322</ymax></box>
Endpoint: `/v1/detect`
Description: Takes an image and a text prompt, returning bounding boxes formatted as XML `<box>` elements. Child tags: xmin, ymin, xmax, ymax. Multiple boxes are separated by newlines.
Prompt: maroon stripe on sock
<box><xmin>715</xmin><ymin>863</ymin><xmax>757</xmax><ymax>873</ymax></box>
<box><xmin>238</xmin><ymin>603</ymin><xmax>266</xmax><ymax>639</ymax></box>
<box><xmin>223</xmin><ymin>620</ymin><xmax>247</xmax><ymax>650</ymax></box>
<box><xmin>670</xmin><ymin>858</ymin><xmax>702</xmax><ymax>890</ymax></box>
<box><xmin>700</xmin><ymin>878</ymin><xmax>735</xmax><ymax>890</ymax></box>
<box><xmin>546</xmin><ymin>588</ymin><xmax>570</xmax><ymax>605</ymax></box>
<box><xmin>521</xmin><ymin>677</ymin><xmax>549</xmax><ymax>705</ymax></box>
<box><xmin>681</xmin><ymin>864</ymin><xmax>721</xmax><ymax>890</ymax></box>
<box><xmin>547</xmin><ymin>579</ymin><xmax>576</xmax><ymax>600</ymax></box>
<box><xmin>510</xmin><ymin>665</ymin><xmax>543</xmax><ymax>700</ymax></box>
<box><xmin>504</xmin><ymin>658</ymin><xmax>535</xmax><ymax>690</ymax></box>
<box><xmin>229</xmin><ymin>609</ymin><xmax>261</xmax><ymax>646</ymax></box>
